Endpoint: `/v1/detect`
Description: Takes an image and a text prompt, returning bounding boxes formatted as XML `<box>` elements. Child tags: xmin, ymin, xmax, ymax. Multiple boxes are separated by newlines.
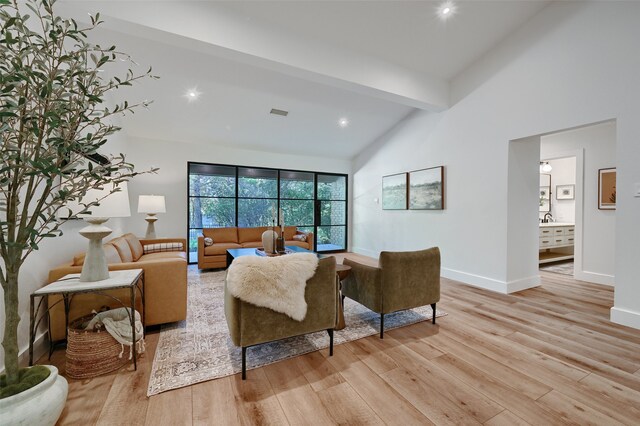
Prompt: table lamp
<box><xmin>78</xmin><ymin>182</ymin><xmax>131</xmax><ymax>282</ymax></box>
<box><xmin>138</xmin><ymin>195</ymin><xmax>166</xmax><ymax>239</ymax></box>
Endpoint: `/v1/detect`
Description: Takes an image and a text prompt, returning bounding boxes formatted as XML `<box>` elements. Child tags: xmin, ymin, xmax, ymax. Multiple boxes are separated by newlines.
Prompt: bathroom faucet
<box><xmin>543</xmin><ymin>212</ymin><xmax>553</xmax><ymax>223</ymax></box>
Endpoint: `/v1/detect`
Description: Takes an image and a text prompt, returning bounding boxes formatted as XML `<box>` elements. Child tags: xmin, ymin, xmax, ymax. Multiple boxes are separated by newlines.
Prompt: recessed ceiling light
<box><xmin>437</xmin><ymin>1</ymin><xmax>457</xmax><ymax>21</ymax></box>
<box><xmin>338</xmin><ymin>117</ymin><xmax>349</xmax><ymax>128</ymax></box>
<box><xmin>185</xmin><ymin>87</ymin><xmax>201</xmax><ymax>102</ymax></box>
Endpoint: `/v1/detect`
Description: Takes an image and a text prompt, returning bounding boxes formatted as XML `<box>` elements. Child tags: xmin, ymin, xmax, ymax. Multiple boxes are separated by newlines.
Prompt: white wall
<box><xmin>122</xmin><ymin>136</ymin><xmax>352</xmax><ymax>245</ymax></box>
<box><xmin>352</xmin><ymin>1</ymin><xmax>640</xmax><ymax>329</ymax></box>
<box><xmin>540</xmin><ymin>157</ymin><xmax>576</xmax><ymax>224</ymax></box>
<box><xmin>541</xmin><ymin>122</ymin><xmax>615</xmax><ymax>284</ymax></box>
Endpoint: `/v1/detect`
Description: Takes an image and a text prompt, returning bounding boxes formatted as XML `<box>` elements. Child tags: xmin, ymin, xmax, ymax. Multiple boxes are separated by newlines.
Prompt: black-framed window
<box><xmin>187</xmin><ymin>162</ymin><xmax>347</xmax><ymax>263</ymax></box>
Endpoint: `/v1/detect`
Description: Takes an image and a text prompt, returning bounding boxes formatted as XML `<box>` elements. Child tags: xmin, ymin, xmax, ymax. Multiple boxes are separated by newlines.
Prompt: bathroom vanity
<box><xmin>539</xmin><ymin>223</ymin><xmax>575</xmax><ymax>264</ymax></box>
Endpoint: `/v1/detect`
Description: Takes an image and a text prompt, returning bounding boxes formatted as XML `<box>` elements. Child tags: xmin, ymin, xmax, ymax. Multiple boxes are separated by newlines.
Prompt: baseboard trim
<box><xmin>351</xmin><ymin>247</ymin><xmax>379</xmax><ymax>259</ymax></box>
<box><xmin>506</xmin><ymin>275</ymin><xmax>541</xmax><ymax>293</ymax></box>
<box><xmin>575</xmin><ymin>270</ymin><xmax>615</xmax><ymax>286</ymax></box>
<box><xmin>441</xmin><ymin>268</ymin><xmax>510</xmax><ymax>294</ymax></box>
<box><xmin>21</xmin><ymin>332</ymin><xmax>48</xmax><ymax>369</ymax></box>
<box><xmin>610</xmin><ymin>306</ymin><xmax>640</xmax><ymax>330</ymax></box>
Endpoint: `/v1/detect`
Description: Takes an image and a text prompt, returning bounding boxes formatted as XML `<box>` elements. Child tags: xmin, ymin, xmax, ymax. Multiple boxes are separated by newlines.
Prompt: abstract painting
<box><xmin>409</xmin><ymin>166</ymin><xmax>444</xmax><ymax>210</ymax></box>
<box><xmin>382</xmin><ymin>173</ymin><xmax>408</xmax><ymax>210</ymax></box>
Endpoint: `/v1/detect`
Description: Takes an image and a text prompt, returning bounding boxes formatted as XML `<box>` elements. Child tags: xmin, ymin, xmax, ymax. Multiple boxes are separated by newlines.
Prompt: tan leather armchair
<box><xmin>225</xmin><ymin>256</ymin><xmax>337</xmax><ymax>379</ymax></box>
<box><xmin>342</xmin><ymin>247</ymin><xmax>441</xmax><ymax>338</ymax></box>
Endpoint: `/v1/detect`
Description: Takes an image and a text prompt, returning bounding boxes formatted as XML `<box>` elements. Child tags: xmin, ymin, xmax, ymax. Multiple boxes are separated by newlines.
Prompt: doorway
<box><xmin>507</xmin><ymin>120</ymin><xmax>616</xmax><ymax>291</ymax></box>
<box><xmin>538</xmin><ymin>156</ymin><xmax>577</xmax><ymax>277</ymax></box>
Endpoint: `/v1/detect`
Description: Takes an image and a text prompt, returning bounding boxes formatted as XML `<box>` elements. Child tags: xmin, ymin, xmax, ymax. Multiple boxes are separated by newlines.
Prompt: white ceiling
<box><xmin>66</xmin><ymin>1</ymin><xmax>553</xmax><ymax>160</ymax></box>
<box><xmin>215</xmin><ymin>0</ymin><xmax>551</xmax><ymax>79</ymax></box>
<box><xmin>96</xmin><ymin>29</ymin><xmax>414</xmax><ymax>159</ymax></box>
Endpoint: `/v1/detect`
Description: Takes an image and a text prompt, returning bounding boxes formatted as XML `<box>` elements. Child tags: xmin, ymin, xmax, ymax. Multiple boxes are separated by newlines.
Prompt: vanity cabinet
<box><xmin>539</xmin><ymin>223</ymin><xmax>574</xmax><ymax>264</ymax></box>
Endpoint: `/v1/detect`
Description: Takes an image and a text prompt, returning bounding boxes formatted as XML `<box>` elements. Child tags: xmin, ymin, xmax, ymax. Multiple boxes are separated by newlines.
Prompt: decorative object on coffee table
<box><xmin>261</xmin><ymin>228</ymin><xmax>278</xmax><ymax>254</ymax></box>
<box><xmin>276</xmin><ymin>207</ymin><xmax>286</xmax><ymax>252</ymax></box>
<box><xmin>138</xmin><ymin>195</ymin><xmax>166</xmax><ymax>238</ymax></box>
<box><xmin>255</xmin><ymin>247</ymin><xmax>295</xmax><ymax>257</ymax></box>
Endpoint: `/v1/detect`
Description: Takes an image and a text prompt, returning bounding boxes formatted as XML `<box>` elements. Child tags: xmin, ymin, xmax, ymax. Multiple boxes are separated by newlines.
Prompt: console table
<box><xmin>29</xmin><ymin>269</ymin><xmax>145</xmax><ymax>369</ymax></box>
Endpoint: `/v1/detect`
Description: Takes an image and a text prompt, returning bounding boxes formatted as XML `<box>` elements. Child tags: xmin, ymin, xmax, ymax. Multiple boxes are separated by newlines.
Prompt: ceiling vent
<box><xmin>270</xmin><ymin>108</ymin><xmax>288</xmax><ymax>117</ymax></box>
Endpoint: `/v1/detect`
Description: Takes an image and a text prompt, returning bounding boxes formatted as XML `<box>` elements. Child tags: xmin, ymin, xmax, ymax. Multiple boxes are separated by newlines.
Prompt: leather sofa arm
<box><xmin>296</xmin><ymin>230</ymin><xmax>314</xmax><ymax>250</ymax></box>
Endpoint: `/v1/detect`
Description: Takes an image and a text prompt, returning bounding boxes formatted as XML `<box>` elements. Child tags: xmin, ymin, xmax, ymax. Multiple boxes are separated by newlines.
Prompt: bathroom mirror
<box><xmin>540</xmin><ymin>173</ymin><xmax>551</xmax><ymax>212</ymax></box>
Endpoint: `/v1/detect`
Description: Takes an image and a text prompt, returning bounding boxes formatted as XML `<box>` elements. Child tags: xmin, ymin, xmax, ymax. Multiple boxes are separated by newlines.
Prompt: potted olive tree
<box><xmin>0</xmin><ymin>0</ymin><xmax>155</xmax><ymax>423</ymax></box>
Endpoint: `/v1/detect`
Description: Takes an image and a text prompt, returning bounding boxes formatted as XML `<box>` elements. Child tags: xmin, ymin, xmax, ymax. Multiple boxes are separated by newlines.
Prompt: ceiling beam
<box><xmin>59</xmin><ymin>1</ymin><xmax>449</xmax><ymax>111</ymax></box>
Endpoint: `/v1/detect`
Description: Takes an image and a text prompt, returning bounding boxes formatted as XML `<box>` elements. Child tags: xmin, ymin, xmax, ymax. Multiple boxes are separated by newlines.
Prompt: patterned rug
<box><xmin>540</xmin><ymin>261</ymin><xmax>574</xmax><ymax>276</ymax></box>
<box><xmin>147</xmin><ymin>266</ymin><xmax>446</xmax><ymax>396</ymax></box>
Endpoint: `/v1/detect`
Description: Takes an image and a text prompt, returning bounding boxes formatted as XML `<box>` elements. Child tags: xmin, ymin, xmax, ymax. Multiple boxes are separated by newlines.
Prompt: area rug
<box><xmin>540</xmin><ymin>261</ymin><xmax>574</xmax><ymax>276</ymax></box>
<box><xmin>147</xmin><ymin>266</ymin><xmax>446</xmax><ymax>396</ymax></box>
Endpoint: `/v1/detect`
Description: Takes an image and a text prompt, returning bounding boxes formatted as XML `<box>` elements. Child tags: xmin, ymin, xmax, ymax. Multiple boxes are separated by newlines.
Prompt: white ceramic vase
<box><xmin>0</xmin><ymin>365</ymin><xmax>68</xmax><ymax>426</ymax></box>
<box><xmin>261</xmin><ymin>230</ymin><xmax>278</xmax><ymax>254</ymax></box>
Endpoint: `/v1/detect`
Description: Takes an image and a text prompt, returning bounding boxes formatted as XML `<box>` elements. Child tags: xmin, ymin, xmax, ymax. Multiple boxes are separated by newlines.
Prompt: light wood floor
<box><xmin>43</xmin><ymin>253</ymin><xmax>640</xmax><ymax>425</ymax></box>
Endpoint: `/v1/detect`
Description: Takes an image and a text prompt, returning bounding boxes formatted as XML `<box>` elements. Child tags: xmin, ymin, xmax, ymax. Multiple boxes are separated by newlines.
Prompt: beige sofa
<box><xmin>48</xmin><ymin>233</ymin><xmax>188</xmax><ymax>342</ymax></box>
<box><xmin>198</xmin><ymin>226</ymin><xmax>314</xmax><ymax>269</ymax></box>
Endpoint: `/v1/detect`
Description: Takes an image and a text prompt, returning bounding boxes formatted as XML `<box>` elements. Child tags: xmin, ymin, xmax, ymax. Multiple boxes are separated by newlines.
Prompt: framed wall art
<box><xmin>556</xmin><ymin>184</ymin><xmax>575</xmax><ymax>200</ymax></box>
<box><xmin>382</xmin><ymin>173</ymin><xmax>408</xmax><ymax>210</ymax></box>
<box><xmin>598</xmin><ymin>167</ymin><xmax>616</xmax><ymax>210</ymax></box>
<box><xmin>408</xmin><ymin>166</ymin><xmax>444</xmax><ymax>210</ymax></box>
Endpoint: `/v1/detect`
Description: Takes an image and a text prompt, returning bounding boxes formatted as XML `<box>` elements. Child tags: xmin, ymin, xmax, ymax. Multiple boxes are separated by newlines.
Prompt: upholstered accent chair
<box><xmin>342</xmin><ymin>247</ymin><xmax>440</xmax><ymax>338</ymax></box>
<box><xmin>224</xmin><ymin>256</ymin><xmax>337</xmax><ymax>379</ymax></box>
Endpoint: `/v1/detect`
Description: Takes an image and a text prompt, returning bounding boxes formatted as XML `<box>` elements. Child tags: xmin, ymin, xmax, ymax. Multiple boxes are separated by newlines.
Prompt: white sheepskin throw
<box><xmin>226</xmin><ymin>253</ymin><xmax>319</xmax><ymax>321</ymax></box>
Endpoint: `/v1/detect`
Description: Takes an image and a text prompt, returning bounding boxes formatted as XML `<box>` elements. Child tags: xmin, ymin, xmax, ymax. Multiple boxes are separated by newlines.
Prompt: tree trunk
<box><xmin>2</xmin><ymin>268</ymin><xmax>21</xmax><ymax>385</ymax></box>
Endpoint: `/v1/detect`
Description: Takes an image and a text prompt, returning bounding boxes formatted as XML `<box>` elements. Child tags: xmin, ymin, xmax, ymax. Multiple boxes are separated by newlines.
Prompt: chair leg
<box><xmin>327</xmin><ymin>329</ymin><xmax>334</xmax><ymax>356</ymax></box>
<box><xmin>242</xmin><ymin>347</ymin><xmax>247</xmax><ymax>380</ymax></box>
<box><xmin>380</xmin><ymin>313</ymin><xmax>384</xmax><ymax>339</ymax></box>
<box><xmin>431</xmin><ymin>303</ymin><xmax>436</xmax><ymax>324</ymax></box>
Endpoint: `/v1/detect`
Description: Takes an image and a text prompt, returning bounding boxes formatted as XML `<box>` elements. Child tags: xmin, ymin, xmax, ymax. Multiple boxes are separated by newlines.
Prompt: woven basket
<box><xmin>66</xmin><ymin>314</ymin><xmax>129</xmax><ymax>379</ymax></box>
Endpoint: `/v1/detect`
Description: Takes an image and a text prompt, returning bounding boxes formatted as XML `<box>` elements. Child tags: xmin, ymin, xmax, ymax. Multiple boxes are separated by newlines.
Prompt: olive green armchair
<box><xmin>342</xmin><ymin>247</ymin><xmax>440</xmax><ymax>338</ymax></box>
<box><xmin>225</xmin><ymin>256</ymin><xmax>337</xmax><ymax>379</ymax></box>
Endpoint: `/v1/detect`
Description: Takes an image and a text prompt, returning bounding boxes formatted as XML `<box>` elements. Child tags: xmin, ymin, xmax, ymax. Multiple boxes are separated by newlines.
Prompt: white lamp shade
<box><xmin>76</xmin><ymin>182</ymin><xmax>131</xmax><ymax>218</ymax></box>
<box><xmin>138</xmin><ymin>195</ymin><xmax>166</xmax><ymax>214</ymax></box>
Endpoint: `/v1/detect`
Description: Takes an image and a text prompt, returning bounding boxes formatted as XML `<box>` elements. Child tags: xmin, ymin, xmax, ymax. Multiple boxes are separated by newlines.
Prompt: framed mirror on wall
<box><xmin>540</xmin><ymin>173</ymin><xmax>551</xmax><ymax>212</ymax></box>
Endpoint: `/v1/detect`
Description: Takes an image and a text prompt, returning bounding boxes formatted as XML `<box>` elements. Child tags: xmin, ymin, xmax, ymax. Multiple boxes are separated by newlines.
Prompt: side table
<box><xmin>335</xmin><ymin>264</ymin><xmax>351</xmax><ymax>331</ymax></box>
<box><xmin>29</xmin><ymin>269</ymin><xmax>145</xmax><ymax>370</ymax></box>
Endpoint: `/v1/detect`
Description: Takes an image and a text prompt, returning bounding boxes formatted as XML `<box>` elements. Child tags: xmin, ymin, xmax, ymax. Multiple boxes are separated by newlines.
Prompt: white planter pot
<box><xmin>0</xmin><ymin>365</ymin><xmax>68</xmax><ymax>426</ymax></box>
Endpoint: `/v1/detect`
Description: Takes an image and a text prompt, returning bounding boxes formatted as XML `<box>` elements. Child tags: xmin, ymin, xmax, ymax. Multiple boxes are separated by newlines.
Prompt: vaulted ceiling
<box><xmin>60</xmin><ymin>1</ymin><xmax>552</xmax><ymax>159</ymax></box>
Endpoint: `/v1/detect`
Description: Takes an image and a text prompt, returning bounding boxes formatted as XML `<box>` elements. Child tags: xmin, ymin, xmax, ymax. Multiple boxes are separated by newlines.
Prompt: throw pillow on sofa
<box><xmin>204</xmin><ymin>237</ymin><xmax>214</xmax><ymax>246</ymax></box>
<box><xmin>293</xmin><ymin>234</ymin><xmax>307</xmax><ymax>242</ymax></box>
